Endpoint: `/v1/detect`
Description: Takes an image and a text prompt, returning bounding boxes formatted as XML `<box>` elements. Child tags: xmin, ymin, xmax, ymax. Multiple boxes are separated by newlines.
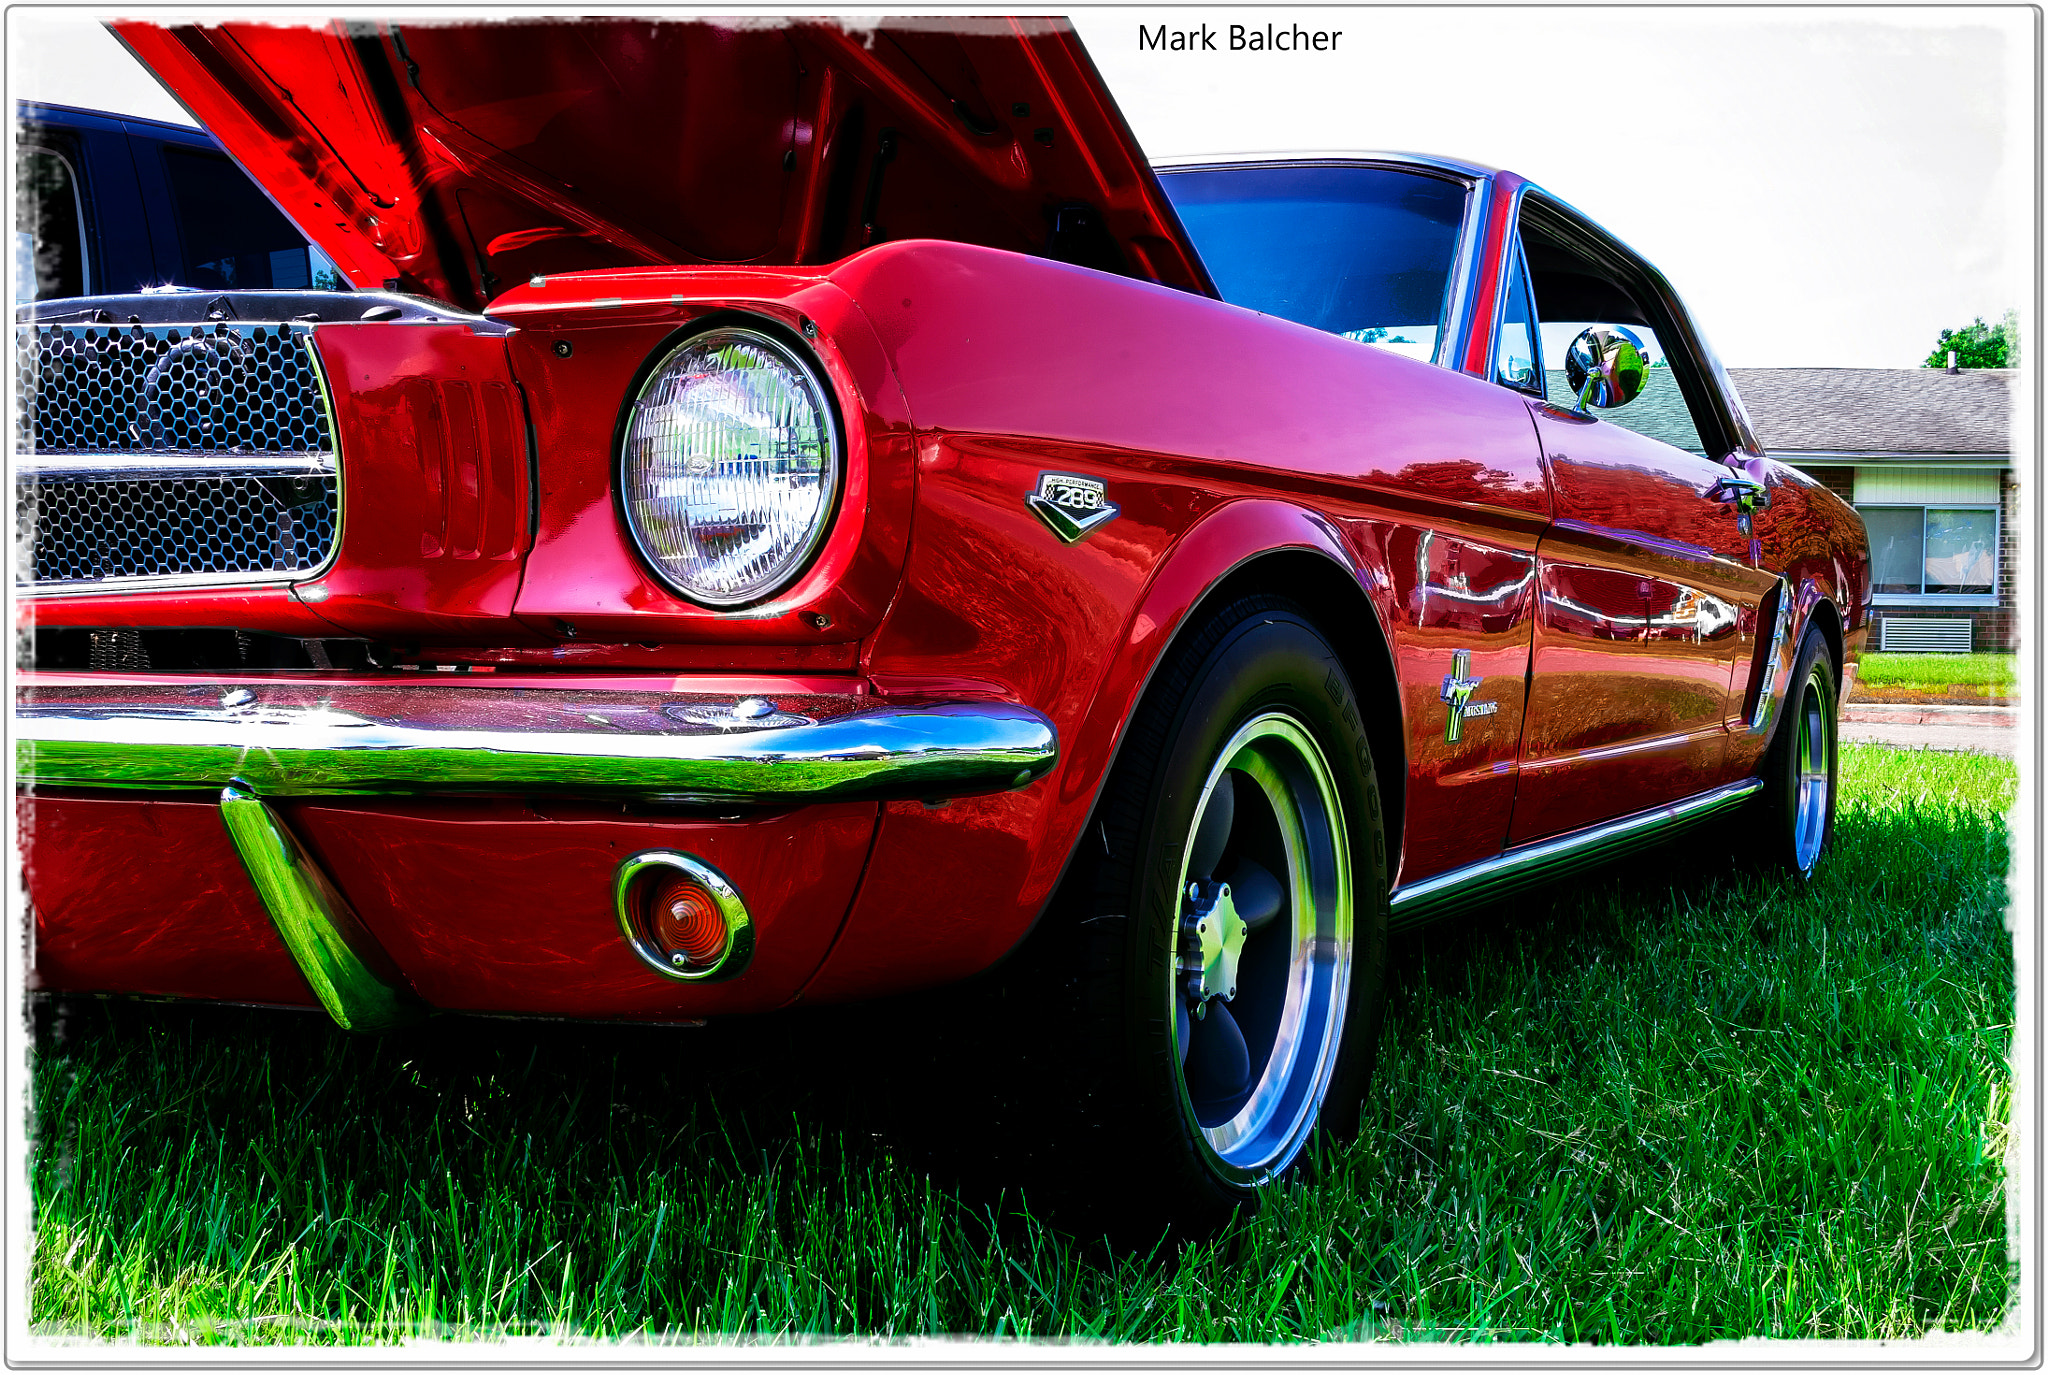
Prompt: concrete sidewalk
<box><xmin>1840</xmin><ymin>702</ymin><xmax>2017</xmax><ymax>757</ymax></box>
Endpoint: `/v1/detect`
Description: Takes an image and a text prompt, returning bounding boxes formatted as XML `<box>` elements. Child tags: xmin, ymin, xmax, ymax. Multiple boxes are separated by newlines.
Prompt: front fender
<box><xmin>801</xmin><ymin>493</ymin><xmax>1389</xmax><ymax>1004</ymax></box>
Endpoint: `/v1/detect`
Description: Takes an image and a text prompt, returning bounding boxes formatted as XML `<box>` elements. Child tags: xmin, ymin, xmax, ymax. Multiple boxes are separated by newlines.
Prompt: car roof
<box><xmin>1149</xmin><ymin>150</ymin><xmax>1504</xmax><ymax>181</ymax></box>
<box><xmin>15</xmin><ymin>99</ymin><xmax>214</xmax><ymax>145</ymax></box>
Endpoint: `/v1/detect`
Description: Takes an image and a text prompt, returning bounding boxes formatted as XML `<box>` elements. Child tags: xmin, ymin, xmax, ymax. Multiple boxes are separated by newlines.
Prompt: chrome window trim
<box><xmin>17</xmin><ymin>143</ymin><xmax>91</xmax><ymax>299</ymax></box>
<box><xmin>1438</xmin><ymin>175</ymin><xmax>1491</xmax><ymax>372</ymax></box>
<box><xmin>1152</xmin><ymin>155</ymin><xmax>1484</xmax><ymax>371</ymax></box>
<box><xmin>1151</xmin><ymin>149</ymin><xmax>1500</xmax><ymax>180</ymax></box>
<box><xmin>1488</xmin><ymin>208</ymin><xmax>1547</xmax><ymax>399</ymax></box>
<box><xmin>1517</xmin><ymin>186</ymin><xmax>1760</xmax><ymax>463</ymax></box>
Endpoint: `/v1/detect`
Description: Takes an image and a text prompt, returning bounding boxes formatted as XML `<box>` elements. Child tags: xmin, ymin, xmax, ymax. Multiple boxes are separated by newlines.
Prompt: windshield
<box><xmin>1160</xmin><ymin>164</ymin><xmax>1468</xmax><ymax>363</ymax></box>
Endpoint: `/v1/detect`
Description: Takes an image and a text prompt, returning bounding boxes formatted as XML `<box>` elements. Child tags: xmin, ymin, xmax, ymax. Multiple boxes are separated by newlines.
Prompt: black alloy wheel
<box><xmin>1038</xmin><ymin>595</ymin><xmax>1390</xmax><ymax>1228</ymax></box>
<box><xmin>1750</xmin><ymin>624</ymin><xmax>1839</xmax><ymax>876</ymax></box>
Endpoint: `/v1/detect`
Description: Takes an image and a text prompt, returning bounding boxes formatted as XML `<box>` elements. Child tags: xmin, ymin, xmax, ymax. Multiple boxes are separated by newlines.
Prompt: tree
<box><xmin>1923</xmin><ymin>309</ymin><xmax>2019</xmax><ymax>369</ymax></box>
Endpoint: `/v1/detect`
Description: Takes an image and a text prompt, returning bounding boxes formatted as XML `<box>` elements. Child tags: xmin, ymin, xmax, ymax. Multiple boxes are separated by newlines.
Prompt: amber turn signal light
<box><xmin>651</xmin><ymin>876</ymin><xmax>727</xmax><ymax>966</ymax></box>
<box><xmin>613</xmin><ymin>850</ymin><xmax>755</xmax><ymax>983</ymax></box>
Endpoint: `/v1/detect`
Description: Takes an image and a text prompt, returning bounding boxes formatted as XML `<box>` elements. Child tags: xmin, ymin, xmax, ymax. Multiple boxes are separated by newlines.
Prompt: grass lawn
<box><xmin>1856</xmin><ymin>652</ymin><xmax>2017</xmax><ymax>698</ymax></box>
<box><xmin>29</xmin><ymin>745</ymin><xmax>2015</xmax><ymax>1345</ymax></box>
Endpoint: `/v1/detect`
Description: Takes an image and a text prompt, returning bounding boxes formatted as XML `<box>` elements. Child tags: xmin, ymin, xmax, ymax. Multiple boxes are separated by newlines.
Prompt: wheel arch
<box><xmin>1804</xmin><ymin>588</ymin><xmax>1845</xmax><ymax>691</ymax></box>
<box><xmin>1754</xmin><ymin>570</ymin><xmax>1847</xmax><ymax>759</ymax></box>
<box><xmin>1071</xmin><ymin>499</ymin><xmax>1408</xmax><ymax>894</ymax></box>
<box><xmin>1168</xmin><ymin>549</ymin><xmax>1407</xmax><ymax>872</ymax></box>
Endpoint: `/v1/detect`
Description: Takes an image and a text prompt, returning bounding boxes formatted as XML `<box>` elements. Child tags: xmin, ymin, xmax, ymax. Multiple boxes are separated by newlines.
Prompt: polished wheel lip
<box><xmin>1792</xmin><ymin>660</ymin><xmax>1834</xmax><ymax>872</ymax></box>
<box><xmin>1168</xmin><ymin>711</ymin><xmax>1353</xmax><ymax>1188</ymax></box>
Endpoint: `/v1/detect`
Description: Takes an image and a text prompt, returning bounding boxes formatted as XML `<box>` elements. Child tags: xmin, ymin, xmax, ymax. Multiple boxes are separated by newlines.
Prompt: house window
<box><xmin>1857</xmin><ymin>505</ymin><xmax>1998</xmax><ymax>601</ymax></box>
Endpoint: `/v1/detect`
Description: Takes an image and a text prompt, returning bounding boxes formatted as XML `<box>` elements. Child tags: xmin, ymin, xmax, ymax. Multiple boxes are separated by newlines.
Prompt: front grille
<box><xmin>17</xmin><ymin>472</ymin><xmax>338</xmax><ymax>584</ymax></box>
<box><xmin>14</xmin><ymin>320</ymin><xmax>340</xmax><ymax>590</ymax></box>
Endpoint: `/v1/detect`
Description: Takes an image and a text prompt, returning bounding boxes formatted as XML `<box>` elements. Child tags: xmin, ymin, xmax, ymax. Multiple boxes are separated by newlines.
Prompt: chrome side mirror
<box><xmin>1564</xmin><ymin>326</ymin><xmax>1650</xmax><ymax>411</ymax></box>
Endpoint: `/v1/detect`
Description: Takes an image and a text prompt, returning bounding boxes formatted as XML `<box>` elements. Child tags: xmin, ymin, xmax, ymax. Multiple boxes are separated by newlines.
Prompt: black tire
<box><xmin>1034</xmin><ymin>595</ymin><xmax>1390</xmax><ymax>1231</ymax></box>
<box><xmin>1748</xmin><ymin>624</ymin><xmax>1839</xmax><ymax>876</ymax></box>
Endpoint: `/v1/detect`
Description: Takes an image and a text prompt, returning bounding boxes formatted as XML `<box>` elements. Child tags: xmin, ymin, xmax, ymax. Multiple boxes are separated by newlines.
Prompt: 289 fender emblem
<box><xmin>1026</xmin><ymin>472</ymin><xmax>1119</xmax><ymax>543</ymax></box>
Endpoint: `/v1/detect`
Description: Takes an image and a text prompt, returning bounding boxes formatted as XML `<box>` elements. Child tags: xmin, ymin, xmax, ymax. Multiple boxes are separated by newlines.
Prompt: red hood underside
<box><xmin>113</xmin><ymin>16</ymin><xmax>1213</xmax><ymax>312</ymax></box>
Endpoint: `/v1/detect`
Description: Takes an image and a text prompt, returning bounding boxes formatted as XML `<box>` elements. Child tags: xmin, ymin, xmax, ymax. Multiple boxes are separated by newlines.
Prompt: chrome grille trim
<box><xmin>14</xmin><ymin>320</ymin><xmax>341</xmax><ymax>593</ymax></box>
<box><xmin>22</xmin><ymin>453</ymin><xmax>336</xmax><ymax>481</ymax></box>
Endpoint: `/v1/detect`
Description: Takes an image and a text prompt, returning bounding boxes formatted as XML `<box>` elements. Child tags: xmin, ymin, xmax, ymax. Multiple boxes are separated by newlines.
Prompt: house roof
<box><xmin>1728</xmin><ymin>368</ymin><xmax>2014</xmax><ymax>455</ymax></box>
<box><xmin>1544</xmin><ymin>366</ymin><xmax>2015</xmax><ymax>457</ymax></box>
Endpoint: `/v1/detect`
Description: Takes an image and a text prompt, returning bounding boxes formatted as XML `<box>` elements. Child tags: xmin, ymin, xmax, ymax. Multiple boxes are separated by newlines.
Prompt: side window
<box><xmin>1493</xmin><ymin>242</ymin><xmax>1539</xmax><ymax>392</ymax></box>
<box><xmin>162</xmin><ymin>146</ymin><xmax>317</xmax><ymax>291</ymax></box>
<box><xmin>1537</xmin><ymin>322</ymin><xmax>1704</xmax><ymax>454</ymax></box>
<box><xmin>1520</xmin><ymin>210</ymin><xmax>1710</xmax><ymax>455</ymax></box>
<box><xmin>15</xmin><ymin>145</ymin><xmax>87</xmax><ymax>302</ymax></box>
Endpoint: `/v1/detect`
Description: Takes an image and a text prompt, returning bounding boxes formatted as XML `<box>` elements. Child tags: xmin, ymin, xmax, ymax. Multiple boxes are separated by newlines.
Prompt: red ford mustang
<box><xmin>17</xmin><ymin>18</ymin><xmax>1869</xmax><ymax>1220</ymax></box>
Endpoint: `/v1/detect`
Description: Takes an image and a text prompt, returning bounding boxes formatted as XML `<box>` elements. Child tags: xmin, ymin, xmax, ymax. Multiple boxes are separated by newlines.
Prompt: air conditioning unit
<box><xmin>1878</xmin><ymin>618</ymin><xmax>1973</xmax><ymax>653</ymax></box>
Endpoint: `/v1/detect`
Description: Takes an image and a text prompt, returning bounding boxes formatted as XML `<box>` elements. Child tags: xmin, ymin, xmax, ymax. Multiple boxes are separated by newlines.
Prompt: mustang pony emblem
<box><xmin>1026</xmin><ymin>472</ymin><xmax>1119</xmax><ymax>543</ymax></box>
<box><xmin>1440</xmin><ymin>648</ymin><xmax>1494</xmax><ymax>743</ymax></box>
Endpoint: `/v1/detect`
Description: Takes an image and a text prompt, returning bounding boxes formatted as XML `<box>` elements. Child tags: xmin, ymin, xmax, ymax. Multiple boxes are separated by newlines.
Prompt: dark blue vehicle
<box><xmin>15</xmin><ymin>100</ymin><xmax>338</xmax><ymax>304</ymax></box>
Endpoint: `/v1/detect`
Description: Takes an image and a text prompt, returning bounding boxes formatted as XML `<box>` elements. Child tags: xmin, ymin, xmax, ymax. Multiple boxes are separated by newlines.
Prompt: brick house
<box><xmin>1736</xmin><ymin>368</ymin><xmax>2016</xmax><ymax>652</ymax></box>
<box><xmin>1547</xmin><ymin>365</ymin><xmax>2017</xmax><ymax>652</ymax></box>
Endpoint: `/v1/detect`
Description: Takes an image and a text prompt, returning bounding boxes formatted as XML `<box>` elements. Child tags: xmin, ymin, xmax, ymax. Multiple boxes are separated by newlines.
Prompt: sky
<box><xmin>8</xmin><ymin>5</ymin><xmax>2035</xmax><ymax>368</ymax></box>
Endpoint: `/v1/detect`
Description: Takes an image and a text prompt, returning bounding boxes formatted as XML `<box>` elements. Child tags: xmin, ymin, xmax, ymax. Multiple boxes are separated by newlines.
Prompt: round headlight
<box><xmin>621</xmin><ymin>326</ymin><xmax>840</xmax><ymax>606</ymax></box>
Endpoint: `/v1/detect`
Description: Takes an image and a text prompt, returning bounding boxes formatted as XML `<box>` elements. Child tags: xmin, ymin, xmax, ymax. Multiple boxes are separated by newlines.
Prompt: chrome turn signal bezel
<box><xmin>613</xmin><ymin>850</ymin><xmax>755</xmax><ymax>982</ymax></box>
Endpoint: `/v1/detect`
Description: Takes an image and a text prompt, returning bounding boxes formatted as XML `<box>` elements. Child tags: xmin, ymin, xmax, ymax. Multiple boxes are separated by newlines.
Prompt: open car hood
<box><xmin>113</xmin><ymin>16</ymin><xmax>1213</xmax><ymax>312</ymax></box>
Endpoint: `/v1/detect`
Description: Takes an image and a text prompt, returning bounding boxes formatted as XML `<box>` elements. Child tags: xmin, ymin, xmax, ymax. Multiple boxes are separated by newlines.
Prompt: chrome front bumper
<box><xmin>15</xmin><ymin>682</ymin><xmax>1059</xmax><ymax>803</ymax></box>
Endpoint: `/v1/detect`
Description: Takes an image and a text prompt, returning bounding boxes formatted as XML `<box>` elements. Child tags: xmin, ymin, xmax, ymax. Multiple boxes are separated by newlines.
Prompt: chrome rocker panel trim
<box><xmin>15</xmin><ymin>683</ymin><xmax>1059</xmax><ymax>803</ymax></box>
<box><xmin>1388</xmin><ymin>777</ymin><xmax>1761</xmax><ymax>931</ymax></box>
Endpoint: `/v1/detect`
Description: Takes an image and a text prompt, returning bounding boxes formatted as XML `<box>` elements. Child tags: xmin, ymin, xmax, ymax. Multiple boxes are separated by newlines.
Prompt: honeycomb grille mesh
<box><xmin>17</xmin><ymin>474</ymin><xmax>339</xmax><ymax>584</ymax></box>
<box><xmin>14</xmin><ymin>321</ymin><xmax>340</xmax><ymax>587</ymax></box>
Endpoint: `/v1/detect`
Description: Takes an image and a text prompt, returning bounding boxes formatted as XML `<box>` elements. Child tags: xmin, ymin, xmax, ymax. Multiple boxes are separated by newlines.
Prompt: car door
<box><xmin>1501</xmin><ymin>203</ymin><xmax>1776</xmax><ymax>845</ymax></box>
<box><xmin>1159</xmin><ymin>158</ymin><xmax>1547</xmax><ymax>890</ymax></box>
